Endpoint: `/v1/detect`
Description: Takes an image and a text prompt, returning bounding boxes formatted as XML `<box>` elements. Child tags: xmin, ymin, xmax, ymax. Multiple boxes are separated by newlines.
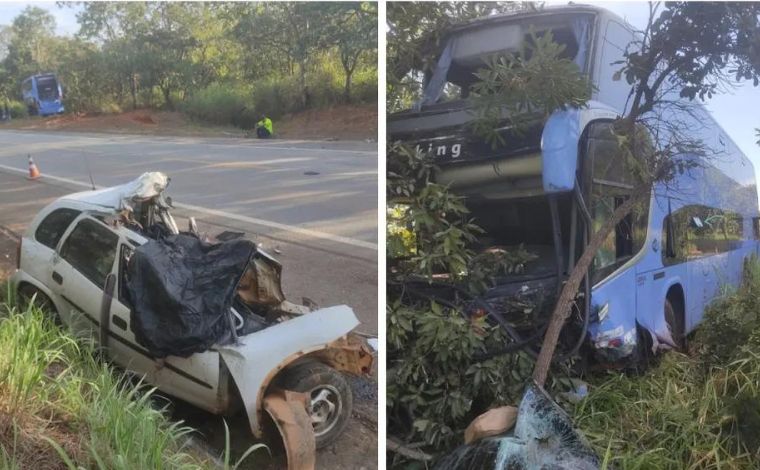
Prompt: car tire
<box><xmin>18</xmin><ymin>284</ymin><xmax>60</xmax><ymax>324</ymax></box>
<box><xmin>278</xmin><ymin>362</ymin><xmax>352</xmax><ymax>449</ymax></box>
<box><xmin>664</xmin><ymin>298</ymin><xmax>685</xmax><ymax>351</ymax></box>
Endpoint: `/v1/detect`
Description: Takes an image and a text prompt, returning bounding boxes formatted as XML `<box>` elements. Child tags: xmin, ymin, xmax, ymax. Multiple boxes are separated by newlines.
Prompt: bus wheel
<box><xmin>664</xmin><ymin>298</ymin><xmax>685</xmax><ymax>351</ymax></box>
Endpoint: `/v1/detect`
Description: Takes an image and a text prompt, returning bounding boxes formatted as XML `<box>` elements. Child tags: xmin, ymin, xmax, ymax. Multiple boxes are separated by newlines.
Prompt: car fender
<box><xmin>217</xmin><ymin>305</ymin><xmax>360</xmax><ymax>437</ymax></box>
<box><xmin>11</xmin><ymin>270</ymin><xmax>64</xmax><ymax>313</ymax></box>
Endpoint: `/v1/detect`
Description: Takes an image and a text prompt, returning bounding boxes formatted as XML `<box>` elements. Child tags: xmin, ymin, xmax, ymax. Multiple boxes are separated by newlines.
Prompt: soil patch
<box><xmin>0</xmin><ymin>104</ymin><xmax>377</xmax><ymax>141</ymax></box>
<box><xmin>275</xmin><ymin>104</ymin><xmax>377</xmax><ymax>141</ymax></box>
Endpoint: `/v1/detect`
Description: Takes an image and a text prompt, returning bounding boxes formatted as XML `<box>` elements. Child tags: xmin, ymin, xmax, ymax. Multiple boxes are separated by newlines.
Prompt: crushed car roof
<box><xmin>60</xmin><ymin>172</ymin><xmax>170</xmax><ymax>212</ymax></box>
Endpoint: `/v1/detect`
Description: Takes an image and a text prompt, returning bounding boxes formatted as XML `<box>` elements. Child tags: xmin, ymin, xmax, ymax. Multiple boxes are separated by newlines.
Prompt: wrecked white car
<box><xmin>11</xmin><ymin>172</ymin><xmax>374</xmax><ymax>469</ymax></box>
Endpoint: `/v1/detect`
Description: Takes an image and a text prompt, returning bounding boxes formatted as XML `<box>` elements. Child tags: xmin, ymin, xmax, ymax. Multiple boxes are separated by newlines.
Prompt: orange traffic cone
<box><xmin>27</xmin><ymin>155</ymin><xmax>40</xmax><ymax>180</ymax></box>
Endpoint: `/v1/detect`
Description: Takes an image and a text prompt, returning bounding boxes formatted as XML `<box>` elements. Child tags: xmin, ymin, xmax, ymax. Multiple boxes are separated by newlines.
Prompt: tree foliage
<box><xmin>386</xmin><ymin>4</ymin><xmax>585</xmax><ymax>462</ymax></box>
<box><xmin>0</xmin><ymin>2</ymin><xmax>377</xmax><ymax>119</ymax></box>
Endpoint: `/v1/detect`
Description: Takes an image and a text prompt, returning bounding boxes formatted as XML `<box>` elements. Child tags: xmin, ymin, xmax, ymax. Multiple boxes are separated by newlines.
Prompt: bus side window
<box><xmin>664</xmin><ymin>205</ymin><xmax>742</xmax><ymax>263</ymax></box>
<box><xmin>662</xmin><ymin>207</ymin><xmax>689</xmax><ymax>265</ymax></box>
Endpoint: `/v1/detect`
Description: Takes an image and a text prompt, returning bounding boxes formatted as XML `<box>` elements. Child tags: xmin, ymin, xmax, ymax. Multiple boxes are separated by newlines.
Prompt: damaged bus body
<box><xmin>11</xmin><ymin>173</ymin><xmax>374</xmax><ymax>469</ymax></box>
<box><xmin>389</xmin><ymin>5</ymin><xmax>759</xmax><ymax>366</ymax></box>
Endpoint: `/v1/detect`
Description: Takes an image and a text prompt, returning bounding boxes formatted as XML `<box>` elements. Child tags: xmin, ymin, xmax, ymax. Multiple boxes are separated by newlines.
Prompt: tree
<box><xmin>0</xmin><ymin>3</ymin><xmax>377</xmax><ymax>117</ymax></box>
<box><xmin>3</xmin><ymin>7</ymin><xmax>57</xmax><ymax>82</ymax></box>
<box><xmin>234</xmin><ymin>3</ymin><xmax>332</xmax><ymax>109</ymax></box>
<box><xmin>325</xmin><ymin>2</ymin><xmax>377</xmax><ymax>103</ymax></box>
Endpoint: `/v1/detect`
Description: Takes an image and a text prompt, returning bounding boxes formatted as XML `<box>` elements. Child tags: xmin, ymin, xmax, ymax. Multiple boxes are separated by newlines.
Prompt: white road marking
<box><xmin>0</xmin><ymin>163</ymin><xmax>378</xmax><ymax>251</ymax></box>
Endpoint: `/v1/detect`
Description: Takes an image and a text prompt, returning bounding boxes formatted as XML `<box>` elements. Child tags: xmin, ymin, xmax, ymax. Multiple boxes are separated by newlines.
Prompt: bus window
<box><xmin>663</xmin><ymin>205</ymin><xmax>743</xmax><ymax>263</ymax></box>
<box><xmin>597</xmin><ymin>20</ymin><xmax>635</xmax><ymax>113</ymax></box>
<box><xmin>585</xmin><ymin>122</ymin><xmax>649</xmax><ymax>284</ymax></box>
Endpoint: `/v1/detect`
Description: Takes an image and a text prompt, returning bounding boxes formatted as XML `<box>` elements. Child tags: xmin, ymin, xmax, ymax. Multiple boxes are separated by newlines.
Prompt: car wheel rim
<box><xmin>308</xmin><ymin>384</ymin><xmax>342</xmax><ymax>437</ymax></box>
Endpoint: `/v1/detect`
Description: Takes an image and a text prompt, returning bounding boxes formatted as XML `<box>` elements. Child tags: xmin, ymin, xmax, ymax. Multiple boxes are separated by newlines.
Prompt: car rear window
<box><xmin>60</xmin><ymin>218</ymin><xmax>119</xmax><ymax>289</ymax></box>
<box><xmin>35</xmin><ymin>208</ymin><xmax>81</xmax><ymax>249</ymax></box>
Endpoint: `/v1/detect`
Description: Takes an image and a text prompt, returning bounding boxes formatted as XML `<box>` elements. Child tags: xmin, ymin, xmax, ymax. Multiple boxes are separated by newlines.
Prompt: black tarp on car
<box><xmin>127</xmin><ymin>233</ymin><xmax>255</xmax><ymax>358</ymax></box>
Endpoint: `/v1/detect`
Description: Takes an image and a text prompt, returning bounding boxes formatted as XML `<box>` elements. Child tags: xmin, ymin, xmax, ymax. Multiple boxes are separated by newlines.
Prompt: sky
<box><xmin>1</xmin><ymin>1</ymin><xmax>758</xmax><ymax>189</ymax></box>
<box><xmin>0</xmin><ymin>2</ymin><xmax>80</xmax><ymax>37</ymax></box>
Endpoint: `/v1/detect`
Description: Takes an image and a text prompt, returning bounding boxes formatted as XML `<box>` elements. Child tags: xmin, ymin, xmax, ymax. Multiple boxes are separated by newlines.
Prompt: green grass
<box><xmin>0</xmin><ymin>291</ymin><xmax>264</xmax><ymax>469</ymax></box>
<box><xmin>572</xmin><ymin>259</ymin><xmax>760</xmax><ymax>469</ymax></box>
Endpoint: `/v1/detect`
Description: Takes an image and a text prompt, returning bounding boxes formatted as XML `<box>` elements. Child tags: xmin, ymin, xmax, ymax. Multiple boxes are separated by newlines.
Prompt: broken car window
<box><xmin>35</xmin><ymin>208</ymin><xmax>81</xmax><ymax>250</ymax></box>
<box><xmin>60</xmin><ymin>218</ymin><xmax>119</xmax><ymax>289</ymax></box>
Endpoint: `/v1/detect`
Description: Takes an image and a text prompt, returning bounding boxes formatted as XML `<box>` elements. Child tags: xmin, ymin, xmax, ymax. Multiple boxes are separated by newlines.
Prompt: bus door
<box><xmin>582</xmin><ymin>121</ymin><xmax>649</xmax><ymax>351</ymax></box>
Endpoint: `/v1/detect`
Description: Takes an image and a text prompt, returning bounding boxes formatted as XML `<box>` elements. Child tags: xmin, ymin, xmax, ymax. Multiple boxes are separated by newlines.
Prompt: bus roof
<box><xmin>444</xmin><ymin>4</ymin><xmax>626</xmax><ymax>37</ymax></box>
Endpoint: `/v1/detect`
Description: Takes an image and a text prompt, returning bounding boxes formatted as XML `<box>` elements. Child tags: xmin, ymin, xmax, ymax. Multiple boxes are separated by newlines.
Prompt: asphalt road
<box><xmin>0</xmin><ymin>130</ymin><xmax>378</xmax><ymax>335</ymax></box>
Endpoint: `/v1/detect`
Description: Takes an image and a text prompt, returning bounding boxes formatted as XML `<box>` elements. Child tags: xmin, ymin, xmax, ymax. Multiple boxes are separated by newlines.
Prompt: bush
<box><xmin>250</xmin><ymin>77</ymin><xmax>301</xmax><ymax>120</ymax></box>
<box><xmin>693</xmin><ymin>255</ymin><xmax>760</xmax><ymax>364</ymax></box>
<box><xmin>182</xmin><ymin>84</ymin><xmax>252</xmax><ymax>126</ymax></box>
<box><xmin>352</xmin><ymin>66</ymin><xmax>379</xmax><ymax>103</ymax></box>
<box><xmin>3</xmin><ymin>100</ymin><xmax>28</xmax><ymax>119</ymax></box>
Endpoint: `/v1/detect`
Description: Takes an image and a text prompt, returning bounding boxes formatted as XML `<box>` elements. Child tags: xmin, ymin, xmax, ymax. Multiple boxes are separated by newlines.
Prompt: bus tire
<box><xmin>664</xmin><ymin>297</ymin><xmax>685</xmax><ymax>351</ymax></box>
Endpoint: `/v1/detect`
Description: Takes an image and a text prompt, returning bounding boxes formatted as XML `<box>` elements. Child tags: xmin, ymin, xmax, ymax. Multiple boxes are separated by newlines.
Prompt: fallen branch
<box><xmin>386</xmin><ymin>437</ymin><xmax>434</xmax><ymax>461</ymax></box>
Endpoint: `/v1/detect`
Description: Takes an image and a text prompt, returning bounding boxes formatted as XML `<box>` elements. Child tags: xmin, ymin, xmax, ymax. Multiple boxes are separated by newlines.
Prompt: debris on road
<box><xmin>463</xmin><ymin>406</ymin><xmax>518</xmax><ymax>445</ymax></box>
<box><xmin>435</xmin><ymin>383</ymin><xmax>600</xmax><ymax>469</ymax></box>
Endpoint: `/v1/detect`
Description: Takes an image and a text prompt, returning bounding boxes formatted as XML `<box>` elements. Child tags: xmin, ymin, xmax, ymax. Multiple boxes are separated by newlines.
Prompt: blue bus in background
<box><xmin>389</xmin><ymin>5</ymin><xmax>760</xmax><ymax>365</ymax></box>
<box><xmin>22</xmin><ymin>73</ymin><xmax>64</xmax><ymax>116</ymax></box>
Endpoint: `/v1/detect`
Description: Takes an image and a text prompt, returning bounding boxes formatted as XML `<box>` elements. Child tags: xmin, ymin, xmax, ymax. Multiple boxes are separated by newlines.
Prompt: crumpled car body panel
<box><xmin>63</xmin><ymin>172</ymin><xmax>170</xmax><ymax>212</ymax></box>
<box><xmin>218</xmin><ymin>305</ymin><xmax>360</xmax><ymax>436</ymax></box>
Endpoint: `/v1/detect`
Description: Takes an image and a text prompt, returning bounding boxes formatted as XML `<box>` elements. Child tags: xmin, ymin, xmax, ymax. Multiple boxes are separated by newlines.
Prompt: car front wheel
<box><xmin>279</xmin><ymin>362</ymin><xmax>352</xmax><ymax>449</ymax></box>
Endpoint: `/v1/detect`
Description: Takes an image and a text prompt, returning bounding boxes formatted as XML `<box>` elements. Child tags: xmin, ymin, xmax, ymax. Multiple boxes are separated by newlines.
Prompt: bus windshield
<box><xmin>36</xmin><ymin>76</ymin><xmax>59</xmax><ymax>101</ymax></box>
<box><xmin>420</xmin><ymin>13</ymin><xmax>593</xmax><ymax>106</ymax></box>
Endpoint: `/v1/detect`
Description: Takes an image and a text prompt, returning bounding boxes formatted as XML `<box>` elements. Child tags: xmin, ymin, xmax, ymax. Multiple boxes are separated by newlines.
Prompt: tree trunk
<box><xmin>130</xmin><ymin>73</ymin><xmax>138</xmax><ymax>111</ymax></box>
<box><xmin>161</xmin><ymin>84</ymin><xmax>173</xmax><ymax>110</ymax></box>
<box><xmin>299</xmin><ymin>62</ymin><xmax>308</xmax><ymax>109</ymax></box>
<box><xmin>532</xmin><ymin>193</ymin><xmax>645</xmax><ymax>386</ymax></box>
<box><xmin>343</xmin><ymin>69</ymin><xmax>353</xmax><ymax>104</ymax></box>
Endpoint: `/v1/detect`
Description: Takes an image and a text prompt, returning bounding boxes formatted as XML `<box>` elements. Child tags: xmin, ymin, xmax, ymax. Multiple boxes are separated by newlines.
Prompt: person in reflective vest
<box><xmin>256</xmin><ymin>115</ymin><xmax>273</xmax><ymax>138</ymax></box>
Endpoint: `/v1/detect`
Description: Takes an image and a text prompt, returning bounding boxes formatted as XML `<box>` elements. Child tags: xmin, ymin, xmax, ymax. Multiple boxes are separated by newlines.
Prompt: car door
<box><xmin>52</xmin><ymin>216</ymin><xmax>119</xmax><ymax>339</ymax></box>
<box><xmin>111</xmin><ymin>241</ymin><xmax>223</xmax><ymax>413</ymax></box>
<box><xmin>22</xmin><ymin>207</ymin><xmax>81</xmax><ymax>300</ymax></box>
